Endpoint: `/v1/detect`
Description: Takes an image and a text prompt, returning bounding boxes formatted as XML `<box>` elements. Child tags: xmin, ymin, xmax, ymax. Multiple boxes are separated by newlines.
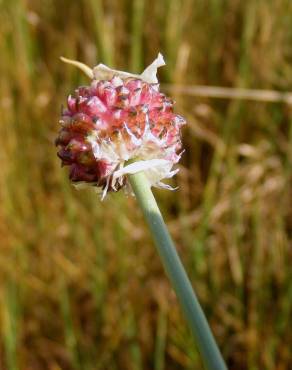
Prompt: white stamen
<box><xmin>101</xmin><ymin>177</ymin><xmax>111</xmax><ymax>201</ymax></box>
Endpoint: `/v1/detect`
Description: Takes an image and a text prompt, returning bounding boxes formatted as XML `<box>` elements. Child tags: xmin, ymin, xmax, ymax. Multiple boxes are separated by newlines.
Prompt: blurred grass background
<box><xmin>0</xmin><ymin>0</ymin><xmax>292</xmax><ymax>369</ymax></box>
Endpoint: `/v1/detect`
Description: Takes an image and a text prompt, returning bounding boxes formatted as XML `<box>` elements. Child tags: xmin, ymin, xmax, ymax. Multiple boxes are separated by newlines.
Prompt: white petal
<box><xmin>113</xmin><ymin>159</ymin><xmax>170</xmax><ymax>178</ymax></box>
<box><xmin>156</xmin><ymin>182</ymin><xmax>178</xmax><ymax>191</ymax></box>
<box><xmin>142</xmin><ymin>161</ymin><xmax>174</xmax><ymax>186</ymax></box>
<box><xmin>163</xmin><ymin>168</ymin><xmax>180</xmax><ymax>178</ymax></box>
<box><xmin>111</xmin><ymin>158</ymin><xmax>176</xmax><ymax>192</ymax></box>
<box><xmin>87</xmin><ymin>134</ymin><xmax>101</xmax><ymax>158</ymax></box>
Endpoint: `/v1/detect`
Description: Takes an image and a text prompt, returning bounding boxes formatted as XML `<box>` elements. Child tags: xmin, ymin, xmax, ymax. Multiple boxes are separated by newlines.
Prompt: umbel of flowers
<box><xmin>56</xmin><ymin>54</ymin><xmax>186</xmax><ymax>199</ymax></box>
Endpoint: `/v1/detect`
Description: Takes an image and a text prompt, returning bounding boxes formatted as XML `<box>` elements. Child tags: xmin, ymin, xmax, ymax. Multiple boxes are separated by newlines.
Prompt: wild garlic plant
<box><xmin>56</xmin><ymin>54</ymin><xmax>227</xmax><ymax>370</ymax></box>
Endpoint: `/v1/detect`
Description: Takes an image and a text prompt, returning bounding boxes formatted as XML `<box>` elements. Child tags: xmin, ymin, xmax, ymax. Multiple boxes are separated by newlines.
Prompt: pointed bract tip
<box><xmin>60</xmin><ymin>56</ymin><xmax>94</xmax><ymax>79</ymax></box>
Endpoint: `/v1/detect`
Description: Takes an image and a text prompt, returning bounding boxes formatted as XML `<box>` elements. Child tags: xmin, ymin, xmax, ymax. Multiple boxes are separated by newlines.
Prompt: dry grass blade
<box><xmin>163</xmin><ymin>84</ymin><xmax>292</xmax><ymax>104</ymax></box>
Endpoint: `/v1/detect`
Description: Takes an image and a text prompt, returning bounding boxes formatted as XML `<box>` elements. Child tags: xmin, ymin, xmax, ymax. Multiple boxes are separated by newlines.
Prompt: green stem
<box><xmin>128</xmin><ymin>171</ymin><xmax>227</xmax><ymax>370</ymax></box>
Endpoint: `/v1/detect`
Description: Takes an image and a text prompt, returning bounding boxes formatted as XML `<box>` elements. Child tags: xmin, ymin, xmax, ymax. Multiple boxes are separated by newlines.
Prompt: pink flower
<box><xmin>56</xmin><ymin>54</ymin><xmax>186</xmax><ymax>199</ymax></box>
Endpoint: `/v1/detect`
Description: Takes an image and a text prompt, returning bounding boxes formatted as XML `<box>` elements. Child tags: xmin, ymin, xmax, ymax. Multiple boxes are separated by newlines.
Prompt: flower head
<box><xmin>56</xmin><ymin>54</ymin><xmax>186</xmax><ymax>199</ymax></box>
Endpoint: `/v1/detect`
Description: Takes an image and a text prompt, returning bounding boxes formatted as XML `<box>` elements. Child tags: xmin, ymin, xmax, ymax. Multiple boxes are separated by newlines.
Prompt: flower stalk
<box><xmin>56</xmin><ymin>53</ymin><xmax>227</xmax><ymax>369</ymax></box>
<box><xmin>128</xmin><ymin>170</ymin><xmax>227</xmax><ymax>370</ymax></box>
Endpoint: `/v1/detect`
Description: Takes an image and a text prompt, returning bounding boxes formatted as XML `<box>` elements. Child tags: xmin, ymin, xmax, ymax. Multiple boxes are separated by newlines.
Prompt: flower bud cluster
<box><xmin>56</xmin><ymin>54</ymin><xmax>186</xmax><ymax>198</ymax></box>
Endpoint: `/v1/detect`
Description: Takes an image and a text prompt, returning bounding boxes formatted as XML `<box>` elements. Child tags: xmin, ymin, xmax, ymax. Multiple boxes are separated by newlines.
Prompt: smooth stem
<box><xmin>128</xmin><ymin>171</ymin><xmax>227</xmax><ymax>370</ymax></box>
